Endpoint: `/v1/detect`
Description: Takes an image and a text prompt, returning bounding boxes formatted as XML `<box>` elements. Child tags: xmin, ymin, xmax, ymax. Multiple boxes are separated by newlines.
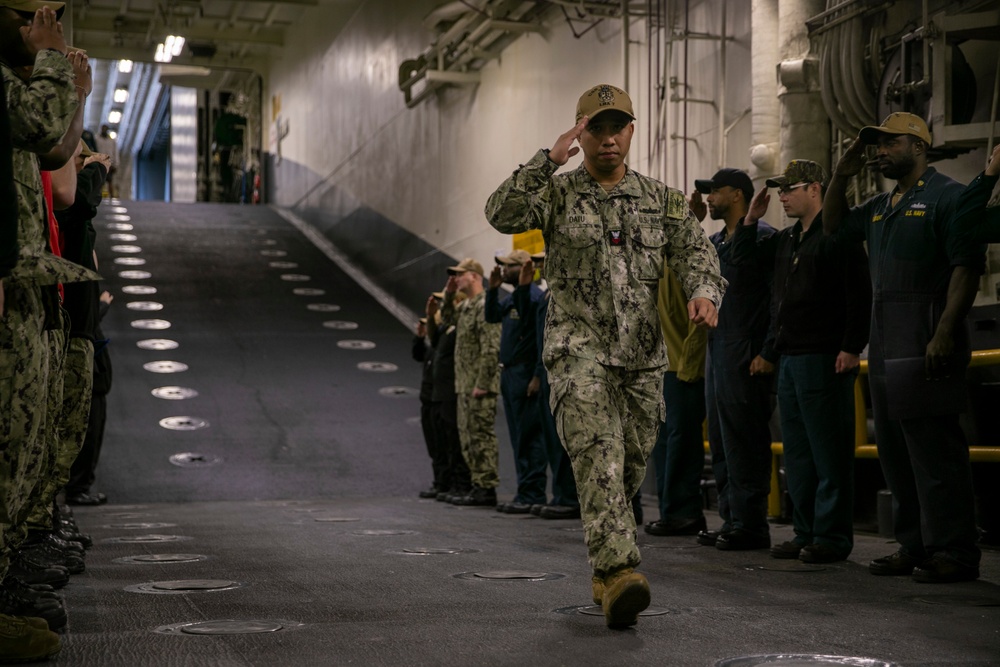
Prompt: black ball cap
<box><xmin>694</xmin><ymin>168</ymin><xmax>754</xmax><ymax>202</ymax></box>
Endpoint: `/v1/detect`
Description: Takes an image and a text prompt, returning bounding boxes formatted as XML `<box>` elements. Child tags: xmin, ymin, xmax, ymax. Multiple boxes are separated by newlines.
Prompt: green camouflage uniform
<box><xmin>0</xmin><ymin>51</ymin><xmax>95</xmax><ymax>577</ymax></box>
<box><xmin>443</xmin><ymin>290</ymin><xmax>501</xmax><ymax>489</ymax></box>
<box><xmin>19</xmin><ymin>315</ymin><xmax>66</xmax><ymax>537</ymax></box>
<box><xmin>485</xmin><ymin>149</ymin><xmax>725</xmax><ymax>575</ymax></box>
<box><xmin>25</xmin><ymin>331</ymin><xmax>93</xmax><ymax>533</ymax></box>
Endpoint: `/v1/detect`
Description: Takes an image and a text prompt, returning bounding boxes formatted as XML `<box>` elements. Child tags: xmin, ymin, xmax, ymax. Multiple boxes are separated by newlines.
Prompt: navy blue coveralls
<box><xmin>838</xmin><ymin>167</ymin><xmax>983</xmax><ymax>568</ymax></box>
<box><xmin>486</xmin><ymin>282</ymin><xmax>548</xmax><ymax>505</ymax></box>
<box><xmin>706</xmin><ymin>221</ymin><xmax>777</xmax><ymax>539</ymax></box>
<box><xmin>960</xmin><ymin>171</ymin><xmax>1000</xmax><ymax>243</ymax></box>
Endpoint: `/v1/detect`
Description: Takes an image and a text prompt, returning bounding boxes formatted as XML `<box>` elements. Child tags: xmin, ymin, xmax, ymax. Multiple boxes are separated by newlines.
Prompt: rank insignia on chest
<box><xmin>609</xmin><ymin>230</ymin><xmax>625</xmax><ymax>246</ymax></box>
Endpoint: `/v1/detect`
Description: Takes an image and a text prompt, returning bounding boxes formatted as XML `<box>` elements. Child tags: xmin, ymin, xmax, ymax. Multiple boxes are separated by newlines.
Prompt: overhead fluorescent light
<box><xmin>108</xmin><ymin>110</ymin><xmax>122</xmax><ymax>124</ymax></box>
<box><xmin>113</xmin><ymin>88</ymin><xmax>129</xmax><ymax>103</ymax></box>
<box><xmin>168</xmin><ymin>35</ymin><xmax>186</xmax><ymax>57</ymax></box>
<box><xmin>118</xmin><ymin>60</ymin><xmax>133</xmax><ymax>73</ymax></box>
<box><xmin>155</xmin><ymin>35</ymin><xmax>186</xmax><ymax>63</ymax></box>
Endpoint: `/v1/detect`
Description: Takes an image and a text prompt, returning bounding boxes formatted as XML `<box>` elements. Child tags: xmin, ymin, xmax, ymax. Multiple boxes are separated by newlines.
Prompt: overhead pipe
<box><xmin>661</xmin><ymin>0</ymin><xmax>674</xmax><ymax>185</ymax></box>
<box><xmin>717</xmin><ymin>0</ymin><xmax>726</xmax><ymax>170</ymax></box>
<box><xmin>814</xmin><ymin>0</ymin><xmax>881</xmax><ymax>137</ymax></box>
<box><xmin>749</xmin><ymin>0</ymin><xmax>780</xmax><ymax>187</ymax></box>
<box><xmin>848</xmin><ymin>15</ymin><xmax>875</xmax><ymax>123</ymax></box>
<box><xmin>776</xmin><ymin>0</ymin><xmax>828</xmax><ymax>183</ymax></box>
<box><xmin>819</xmin><ymin>38</ymin><xmax>856</xmax><ymax>136</ymax></box>
<box><xmin>623</xmin><ymin>0</ymin><xmax>629</xmax><ymax>92</ymax></box>
<box><xmin>399</xmin><ymin>1</ymin><xmax>548</xmax><ymax>108</ymax></box>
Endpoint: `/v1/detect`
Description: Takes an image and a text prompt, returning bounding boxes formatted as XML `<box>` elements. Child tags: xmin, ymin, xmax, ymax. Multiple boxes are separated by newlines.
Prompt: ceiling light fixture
<box><xmin>108</xmin><ymin>110</ymin><xmax>122</xmax><ymax>124</ymax></box>
<box><xmin>118</xmin><ymin>59</ymin><xmax>133</xmax><ymax>73</ymax></box>
<box><xmin>167</xmin><ymin>35</ymin><xmax>185</xmax><ymax>57</ymax></box>
<box><xmin>114</xmin><ymin>88</ymin><xmax>129</xmax><ymax>103</ymax></box>
<box><xmin>154</xmin><ymin>35</ymin><xmax>186</xmax><ymax>63</ymax></box>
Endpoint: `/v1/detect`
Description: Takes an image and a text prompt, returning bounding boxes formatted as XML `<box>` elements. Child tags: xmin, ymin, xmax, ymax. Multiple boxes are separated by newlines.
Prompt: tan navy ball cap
<box><xmin>576</xmin><ymin>84</ymin><xmax>635</xmax><ymax>124</ymax></box>
<box><xmin>859</xmin><ymin>112</ymin><xmax>931</xmax><ymax>146</ymax></box>
<box><xmin>446</xmin><ymin>258</ymin><xmax>485</xmax><ymax>277</ymax></box>
<box><xmin>0</xmin><ymin>1</ymin><xmax>66</xmax><ymax>17</ymax></box>
<box><xmin>765</xmin><ymin>160</ymin><xmax>827</xmax><ymax>189</ymax></box>
<box><xmin>495</xmin><ymin>249</ymin><xmax>532</xmax><ymax>266</ymax></box>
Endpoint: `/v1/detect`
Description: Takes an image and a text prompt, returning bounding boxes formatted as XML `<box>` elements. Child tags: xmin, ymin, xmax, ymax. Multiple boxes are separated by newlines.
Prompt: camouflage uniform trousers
<box><xmin>548</xmin><ymin>356</ymin><xmax>665</xmax><ymax>576</ymax></box>
<box><xmin>0</xmin><ymin>282</ymin><xmax>50</xmax><ymax>578</ymax></box>
<box><xmin>26</xmin><ymin>335</ymin><xmax>93</xmax><ymax>532</ymax></box>
<box><xmin>12</xmin><ymin>309</ymin><xmax>68</xmax><ymax>543</ymax></box>
<box><xmin>456</xmin><ymin>392</ymin><xmax>500</xmax><ymax>489</ymax></box>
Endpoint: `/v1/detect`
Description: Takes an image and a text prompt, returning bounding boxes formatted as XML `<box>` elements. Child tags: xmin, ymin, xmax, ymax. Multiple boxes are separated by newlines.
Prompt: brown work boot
<box><xmin>591</xmin><ymin>574</ymin><xmax>605</xmax><ymax>605</ymax></box>
<box><xmin>0</xmin><ymin>612</ymin><xmax>61</xmax><ymax>663</ymax></box>
<box><xmin>601</xmin><ymin>568</ymin><xmax>650</xmax><ymax>629</ymax></box>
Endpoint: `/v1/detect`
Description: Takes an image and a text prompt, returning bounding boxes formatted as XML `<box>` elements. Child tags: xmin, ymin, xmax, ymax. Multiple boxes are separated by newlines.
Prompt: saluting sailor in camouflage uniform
<box><xmin>23</xmin><ymin>140</ymin><xmax>102</xmax><ymax>556</ymax></box>
<box><xmin>441</xmin><ymin>258</ymin><xmax>502</xmax><ymax>507</ymax></box>
<box><xmin>0</xmin><ymin>0</ymin><xmax>95</xmax><ymax>590</ymax></box>
<box><xmin>0</xmin><ymin>3</ymin><xmax>96</xmax><ymax>659</ymax></box>
<box><xmin>485</xmin><ymin>84</ymin><xmax>725</xmax><ymax>629</ymax></box>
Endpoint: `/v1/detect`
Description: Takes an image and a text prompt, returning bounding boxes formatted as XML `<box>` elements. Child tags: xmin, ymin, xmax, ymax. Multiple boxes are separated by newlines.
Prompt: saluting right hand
<box><xmin>488</xmin><ymin>265</ymin><xmax>503</xmax><ymax>290</ymax></box>
<box><xmin>688</xmin><ymin>190</ymin><xmax>707</xmax><ymax>222</ymax></box>
<box><xmin>67</xmin><ymin>51</ymin><xmax>92</xmax><ymax>96</ymax></box>
<box><xmin>85</xmin><ymin>153</ymin><xmax>112</xmax><ymax>171</ymax></box>
<box><xmin>834</xmin><ymin>137</ymin><xmax>868</xmax><ymax>178</ymax></box>
<box><xmin>445</xmin><ymin>275</ymin><xmax>459</xmax><ymax>294</ymax></box>
<box><xmin>744</xmin><ymin>186</ymin><xmax>770</xmax><ymax>225</ymax></box>
<box><xmin>21</xmin><ymin>7</ymin><xmax>67</xmax><ymax>56</ymax></box>
<box><xmin>518</xmin><ymin>260</ymin><xmax>534</xmax><ymax>287</ymax></box>
<box><xmin>548</xmin><ymin>117</ymin><xmax>588</xmax><ymax>166</ymax></box>
<box><xmin>425</xmin><ymin>295</ymin><xmax>438</xmax><ymax>318</ymax></box>
<box><xmin>986</xmin><ymin>143</ymin><xmax>1000</xmax><ymax>177</ymax></box>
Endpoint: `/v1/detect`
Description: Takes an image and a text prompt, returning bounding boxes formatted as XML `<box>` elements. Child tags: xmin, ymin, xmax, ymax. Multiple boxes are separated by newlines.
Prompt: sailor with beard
<box><xmin>692</xmin><ymin>168</ymin><xmax>777</xmax><ymax>553</ymax></box>
<box><xmin>823</xmin><ymin>112</ymin><xmax>984</xmax><ymax>584</ymax></box>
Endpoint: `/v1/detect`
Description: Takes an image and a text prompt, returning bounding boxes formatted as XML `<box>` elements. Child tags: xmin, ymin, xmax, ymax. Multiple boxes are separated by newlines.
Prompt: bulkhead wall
<box><xmin>263</xmin><ymin>0</ymin><xmax>755</xmax><ymax>311</ymax></box>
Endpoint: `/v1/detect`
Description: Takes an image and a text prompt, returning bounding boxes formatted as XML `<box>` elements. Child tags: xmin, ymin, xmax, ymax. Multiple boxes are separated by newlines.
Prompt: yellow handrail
<box><xmin>773</xmin><ymin>349</ymin><xmax>1000</xmax><ymax>516</ymax></box>
<box><xmin>702</xmin><ymin>351</ymin><xmax>1000</xmax><ymax>517</ymax></box>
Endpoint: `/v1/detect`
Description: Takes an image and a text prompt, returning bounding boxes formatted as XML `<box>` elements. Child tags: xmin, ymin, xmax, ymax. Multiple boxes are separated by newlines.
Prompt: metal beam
<box><xmin>236</xmin><ymin>0</ymin><xmax>318</xmax><ymax>4</ymax></box>
<box><xmin>78</xmin><ymin>45</ymin><xmax>263</xmax><ymax>73</ymax></box>
<box><xmin>69</xmin><ymin>9</ymin><xmax>293</xmax><ymax>30</ymax></box>
<box><xmin>936</xmin><ymin>121</ymin><xmax>1000</xmax><ymax>147</ymax></box>
<box><xmin>425</xmin><ymin>70</ymin><xmax>481</xmax><ymax>84</ymax></box>
<box><xmin>73</xmin><ymin>16</ymin><xmax>285</xmax><ymax>47</ymax></box>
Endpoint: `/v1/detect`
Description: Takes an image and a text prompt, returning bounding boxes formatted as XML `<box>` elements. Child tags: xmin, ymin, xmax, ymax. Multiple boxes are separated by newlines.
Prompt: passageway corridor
<box><xmin>55</xmin><ymin>201</ymin><xmax>1000</xmax><ymax>666</ymax></box>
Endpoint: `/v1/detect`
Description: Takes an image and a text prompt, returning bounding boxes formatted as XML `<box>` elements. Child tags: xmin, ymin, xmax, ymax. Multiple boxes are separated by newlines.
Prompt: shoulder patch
<box><xmin>666</xmin><ymin>190</ymin><xmax>686</xmax><ymax>220</ymax></box>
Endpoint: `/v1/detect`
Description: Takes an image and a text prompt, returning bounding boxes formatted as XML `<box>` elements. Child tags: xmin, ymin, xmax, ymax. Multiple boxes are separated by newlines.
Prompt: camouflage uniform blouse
<box><xmin>486</xmin><ymin>149</ymin><xmax>725</xmax><ymax>371</ymax></box>
<box><xmin>3</xmin><ymin>49</ymin><xmax>96</xmax><ymax>286</ymax></box>
<box><xmin>442</xmin><ymin>290</ymin><xmax>501</xmax><ymax>395</ymax></box>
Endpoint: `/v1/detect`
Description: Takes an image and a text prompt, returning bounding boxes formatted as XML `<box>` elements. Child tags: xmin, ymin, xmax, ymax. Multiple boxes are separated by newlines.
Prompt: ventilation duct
<box><xmin>399</xmin><ymin>0</ymin><xmax>550</xmax><ymax>108</ymax></box>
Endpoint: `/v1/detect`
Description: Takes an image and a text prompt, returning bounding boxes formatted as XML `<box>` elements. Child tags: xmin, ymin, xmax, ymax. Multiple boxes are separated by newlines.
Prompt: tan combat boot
<box><xmin>600</xmin><ymin>567</ymin><xmax>650</xmax><ymax>629</ymax></box>
<box><xmin>591</xmin><ymin>574</ymin><xmax>605</xmax><ymax>605</ymax></box>
<box><xmin>0</xmin><ymin>612</ymin><xmax>61</xmax><ymax>663</ymax></box>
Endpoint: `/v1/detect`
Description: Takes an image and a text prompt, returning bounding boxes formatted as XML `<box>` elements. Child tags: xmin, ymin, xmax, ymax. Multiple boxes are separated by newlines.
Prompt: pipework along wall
<box><xmin>265</xmin><ymin>0</ymin><xmax>751</xmax><ymax>311</ymax></box>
